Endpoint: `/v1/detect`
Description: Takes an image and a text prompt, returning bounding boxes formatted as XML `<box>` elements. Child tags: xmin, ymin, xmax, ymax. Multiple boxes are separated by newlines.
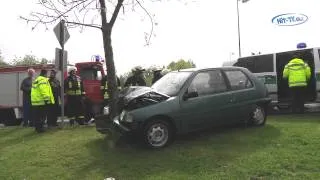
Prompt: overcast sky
<box><xmin>0</xmin><ymin>0</ymin><xmax>319</xmax><ymax>74</ymax></box>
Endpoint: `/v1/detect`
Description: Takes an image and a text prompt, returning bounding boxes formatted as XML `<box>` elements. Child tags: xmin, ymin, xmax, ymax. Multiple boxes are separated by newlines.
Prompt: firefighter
<box><xmin>152</xmin><ymin>66</ymin><xmax>163</xmax><ymax>85</ymax></box>
<box><xmin>124</xmin><ymin>66</ymin><xmax>146</xmax><ymax>87</ymax></box>
<box><xmin>100</xmin><ymin>75</ymin><xmax>121</xmax><ymax>111</ymax></box>
<box><xmin>48</xmin><ymin>69</ymin><xmax>61</xmax><ymax>127</ymax></box>
<box><xmin>65</xmin><ymin>67</ymin><xmax>86</xmax><ymax>125</ymax></box>
<box><xmin>283</xmin><ymin>52</ymin><xmax>311</xmax><ymax>113</ymax></box>
<box><xmin>20</xmin><ymin>68</ymin><xmax>35</xmax><ymax>127</ymax></box>
<box><xmin>31</xmin><ymin>69</ymin><xmax>55</xmax><ymax>133</ymax></box>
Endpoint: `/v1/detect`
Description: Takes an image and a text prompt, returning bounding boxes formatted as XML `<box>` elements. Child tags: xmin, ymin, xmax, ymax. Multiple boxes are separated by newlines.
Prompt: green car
<box><xmin>96</xmin><ymin>67</ymin><xmax>271</xmax><ymax>149</ymax></box>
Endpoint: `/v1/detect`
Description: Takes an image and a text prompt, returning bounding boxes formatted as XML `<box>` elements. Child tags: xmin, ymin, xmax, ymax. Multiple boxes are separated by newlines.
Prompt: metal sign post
<box><xmin>53</xmin><ymin>20</ymin><xmax>70</xmax><ymax>126</ymax></box>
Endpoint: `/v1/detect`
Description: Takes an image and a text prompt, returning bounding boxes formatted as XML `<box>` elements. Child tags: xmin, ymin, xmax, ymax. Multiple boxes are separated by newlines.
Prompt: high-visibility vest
<box><xmin>283</xmin><ymin>58</ymin><xmax>311</xmax><ymax>87</ymax></box>
<box><xmin>31</xmin><ymin>76</ymin><xmax>55</xmax><ymax>106</ymax></box>
<box><xmin>66</xmin><ymin>76</ymin><xmax>86</xmax><ymax>96</ymax></box>
<box><xmin>102</xmin><ymin>81</ymin><xmax>110</xmax><ymax>99</ymax></box>
<box><xmin>101</xmin><ymin>80</ymin><xmax>121</xmax><ymax>99</ymax></box>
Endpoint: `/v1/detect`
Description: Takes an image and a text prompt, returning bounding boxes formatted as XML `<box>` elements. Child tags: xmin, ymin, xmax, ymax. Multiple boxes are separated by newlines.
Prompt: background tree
<box><xmin>12</xmin><ymin>55</ymin><xmax>51</xmax><ymax>66</ymax></box>
<box><xmin>144</xmin><ymin>67</ymin><xmax>154</xmax><ymax>86</ymax></box>
<box><xmin>0</xmin><ymin>50</ymin><xmax>9</xmax><ymax>67</ymax></box>
<box><xmin>21</xmin><ymin>0</ymin><xmax>163</xmax><ymax>118</ymax></box>
<box><xmin>40</xmin><ymin>58</ymin><xmax>52</xmax><ymax>64</ymax></box>
<box><xmin>13</xmin><ymin>55</ymin><xmax>39</xmax><ymax>66</ymax></box>
<box><xmin>167</xmin><ymin>59</ymin><xmax>196</xmax><ymax>71</ymax></box>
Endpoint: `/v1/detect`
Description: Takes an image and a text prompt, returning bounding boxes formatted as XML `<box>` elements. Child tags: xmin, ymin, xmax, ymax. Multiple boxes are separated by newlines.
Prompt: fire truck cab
<box><xmin>0</xmin><ymin>60</ymin><xmax>106</xmax><ymax>126</ymax></box>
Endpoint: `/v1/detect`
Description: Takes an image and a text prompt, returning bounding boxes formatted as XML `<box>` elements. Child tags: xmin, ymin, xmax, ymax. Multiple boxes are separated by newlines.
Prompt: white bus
<box><xmin>223</xmin><ymin>48</ymin><xmax>320</xmax><ymax>106</ymax></box>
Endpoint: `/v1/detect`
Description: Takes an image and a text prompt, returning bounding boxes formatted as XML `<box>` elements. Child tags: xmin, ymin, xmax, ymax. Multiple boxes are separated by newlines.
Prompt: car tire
<box><xmin>143</xmin><ymin>119</ymin><xmax>173</xmax><ymax>149</ymax></box>
<box><xmin>250</xmin><ymin>105</ymin><xmax>266</xmax><ymax>126</ymax></box>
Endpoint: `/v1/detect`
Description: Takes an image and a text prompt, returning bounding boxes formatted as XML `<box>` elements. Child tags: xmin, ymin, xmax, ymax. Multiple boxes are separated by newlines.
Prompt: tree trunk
<box><xmin>100</xmin><ymin>0</ymin><xmax>119</xmax><ymax>119</ymax></box>
<box><xmin>101</xmin><ymin>27</ymin><xmax>119</xmax><ymax>119</ymax></box>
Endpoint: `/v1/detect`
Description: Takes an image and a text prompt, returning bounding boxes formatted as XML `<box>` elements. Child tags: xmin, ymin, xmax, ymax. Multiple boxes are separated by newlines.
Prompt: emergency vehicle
<box><xmin>223</xmin><ymin>47</ymin><xmax>320</xmax><ymax>107</ymax></box>
<box><xmin>0</xmin><ymin>59</ymin><xmax>106</xmax><ymax>126</ymax></box>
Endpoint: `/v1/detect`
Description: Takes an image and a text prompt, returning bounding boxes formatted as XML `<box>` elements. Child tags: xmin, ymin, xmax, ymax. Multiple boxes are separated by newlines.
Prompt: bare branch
<box><xmin>135</xmin><ymin>0</ymin><xmax>154</xmax><ymax>45</ymax></box>
<box><xmin>109</xmin><ymin>0</ymin><xmax>124</xmax><ymax>27</ymax></box>
<box><xmin>47</xmin><ymin>0</ymin><xmax>89</xmax><ymax>23</ymax></box>
<box><xmin>79</xmin><ymin>0</ymin><xmax>96</xmax><ymax>12</ymax></box>
<box><xmin>66</xmin><ymin>21</ymin><xmax>102</xmax><ymax>29</ymax></box>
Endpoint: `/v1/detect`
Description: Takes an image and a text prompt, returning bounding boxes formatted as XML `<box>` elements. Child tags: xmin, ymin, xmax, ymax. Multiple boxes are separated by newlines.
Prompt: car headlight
<box><xmin>103</xmin><ymin>106</ymin><xmax>110</xmax><ymax>115</ymax></box>
<box><xmin>120</xmin><ymin>110</ymin><xmax>133</xmax><ymax>123</ymax></box>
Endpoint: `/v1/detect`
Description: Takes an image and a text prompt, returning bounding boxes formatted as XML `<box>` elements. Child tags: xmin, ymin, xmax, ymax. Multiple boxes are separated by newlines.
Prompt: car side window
<box><xmin>188</xmin><ymin>70</ymin><xmax>227</xmax><ymax>97</ymax></box>
<box><xmin>224</xmin><ymin>70</ymin><xmax>253</xmax><ymax>90</ymax></box>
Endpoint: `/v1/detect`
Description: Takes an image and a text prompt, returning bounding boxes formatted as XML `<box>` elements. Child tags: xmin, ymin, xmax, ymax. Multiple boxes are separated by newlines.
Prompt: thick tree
<box><xmin>21</xmin><ymin>0</ymin><xmax>167</xmax><ymax>118</ymax></box>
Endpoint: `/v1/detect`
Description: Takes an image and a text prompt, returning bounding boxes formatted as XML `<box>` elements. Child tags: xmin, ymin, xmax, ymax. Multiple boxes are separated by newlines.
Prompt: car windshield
<box><xmin>151</xmin><ymin>71</ymin><xmax>192</xmax><ymax>96</ymax></box>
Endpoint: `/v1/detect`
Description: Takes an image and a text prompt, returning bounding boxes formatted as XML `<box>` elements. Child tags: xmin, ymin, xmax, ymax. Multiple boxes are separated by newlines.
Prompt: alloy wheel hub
<box><xmin>147</xmin><ymin>124</ymin><xmax>168</xmax><ymax>147</ymax></box>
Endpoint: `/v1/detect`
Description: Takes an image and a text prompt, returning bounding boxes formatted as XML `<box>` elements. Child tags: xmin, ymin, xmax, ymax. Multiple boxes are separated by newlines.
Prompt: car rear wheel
<box><xmin>143</xmin><ymin>120</ymin><xmax>173</xmax><ymax>149</ymax></box>
<box><xmin>250</xmin><ymin>105</ymin><xmax>266</xmax><ymax>126</ymax></box>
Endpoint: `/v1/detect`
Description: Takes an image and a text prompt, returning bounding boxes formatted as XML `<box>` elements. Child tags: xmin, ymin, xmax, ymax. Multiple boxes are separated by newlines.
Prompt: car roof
<box><xmin>172</xmin><ymin>66</ymin><xmax>248</xmax><ymax>73</ymax></box>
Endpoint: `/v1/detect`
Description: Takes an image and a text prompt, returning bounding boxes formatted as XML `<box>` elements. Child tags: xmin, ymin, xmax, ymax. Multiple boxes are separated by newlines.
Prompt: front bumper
<box><xmin>95</xmin><ymin>108</ymin><xmax>141</xmax><ymax>136</ymax></box>
<box><xmin>113</xmin><ymin>116</ymin><xmax>141</xmax><ymax>134</ymax></box>
<box><xmin>95</xmin><ymin>114</ymin><xmax>113</xmax><ymax>135</ymax></box>
<box><xmin>113</xmin><ymin>118</ymin><xmax>131</xmax><ymax>133</ymax></box>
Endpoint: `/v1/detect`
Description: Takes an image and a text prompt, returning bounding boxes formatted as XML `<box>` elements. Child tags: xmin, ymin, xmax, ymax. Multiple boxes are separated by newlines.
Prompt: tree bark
<box><xmin>100</xmin><ymin>0</ymin><xmax>119</xmax><ymax>119</ymax></box>
<box><xmin>102</xmin><ymin>27</ymin><xmax>119</xmax><ymax>119</ymax></box>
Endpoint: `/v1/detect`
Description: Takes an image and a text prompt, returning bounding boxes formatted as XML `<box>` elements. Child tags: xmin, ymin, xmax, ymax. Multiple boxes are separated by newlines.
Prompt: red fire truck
<box><xmin>0</xmin><ymin>61</ymin><xmax>106</xmax><ymax>126</ymax></box>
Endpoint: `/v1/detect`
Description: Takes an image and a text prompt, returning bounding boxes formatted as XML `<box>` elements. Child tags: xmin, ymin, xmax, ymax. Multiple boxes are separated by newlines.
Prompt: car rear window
<box><xmin>224</xmin><ymin>70</ymin><xmax>253</xmax><ymax>90</ymax></box>
<box><xmin>188</xmin><ymin>70</ymin><xmax>227</xmax><ymax>96</ymax></box>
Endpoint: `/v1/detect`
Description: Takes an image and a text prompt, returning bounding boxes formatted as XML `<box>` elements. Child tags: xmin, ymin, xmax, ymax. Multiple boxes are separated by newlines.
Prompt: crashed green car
<box><xmin>96</xmin><ymin>67</ymin><xmax>271</xmax><ymax>149</ymax></box>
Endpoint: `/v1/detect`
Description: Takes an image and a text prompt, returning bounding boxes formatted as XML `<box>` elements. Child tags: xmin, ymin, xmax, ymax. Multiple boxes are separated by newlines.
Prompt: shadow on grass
<box><xmin>270</xmin><ymin>113</ymin><xmax>320</xmax><ymax>123</ymax></box>
<box><xmin>78</xmin><ymin>124</ymin><xmax>281</xmax><ymax>179</ymax></box>
<box><xmin>0</xmin><ymin>130</ymin><xmax>38</xmax><ymax>150</ymax></box>
<box><xmin>0</xmin><ymin>126</ymin><xmax>22</xmax><ymax>136</ymax></box>
<box><xmin>0</xmin><ymin>127</ymin><xmax>63</xmax><ymax>150</ymax></box>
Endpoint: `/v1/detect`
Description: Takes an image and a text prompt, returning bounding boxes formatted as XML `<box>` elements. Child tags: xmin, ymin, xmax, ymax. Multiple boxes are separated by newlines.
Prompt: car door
<box><xmin>179</xmin><ymin>70</ymin><xmax>233</xmax><ymax>132</ymax></box>
<box><xmin>223</xmin><ymin>69</ymin><xmax>256</xmax><ymax>124</ymax></box>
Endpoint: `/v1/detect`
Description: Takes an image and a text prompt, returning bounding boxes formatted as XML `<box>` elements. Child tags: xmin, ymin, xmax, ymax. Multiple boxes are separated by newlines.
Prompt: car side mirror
<box><xmin>183</xmin><ymin>91</ymin><xmax>198</xmax><ymax>100</ymax></box>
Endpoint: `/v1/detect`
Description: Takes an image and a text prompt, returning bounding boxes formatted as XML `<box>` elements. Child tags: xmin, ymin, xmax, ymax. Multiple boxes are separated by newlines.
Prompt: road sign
<box><xmin>55</xmin><ymin>48</ymin><xmax>67</xmax><ymax>71</ymax></box>
<box><xmin>53</xmin><ymin>20</ymin><xmax>70</xmax><ymax>126</ymax></box>
<box><xmin>53</xmin><ymin>20</ymin><xmax>70</xmax><ymax>47</ymax></box>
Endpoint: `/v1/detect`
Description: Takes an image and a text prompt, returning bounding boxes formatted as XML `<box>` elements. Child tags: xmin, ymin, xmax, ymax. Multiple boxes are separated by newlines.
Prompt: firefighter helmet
<box><xmin>68</xmin><ymin>66</ymin><xmax>77</xmax><ymax>74</ymax></box>
<box><xmin>151</xmin><ymin>66</ymin><xmax>163</xmax><ymax>72</ymax></box>
<box><xmin>132</xmin><ymin>66</ymin><xmax>145</xmax><ymax>73</ymax></box>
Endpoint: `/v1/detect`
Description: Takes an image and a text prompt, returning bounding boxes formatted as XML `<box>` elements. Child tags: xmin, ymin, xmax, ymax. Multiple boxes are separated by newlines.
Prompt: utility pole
<box><xmin>236</xmin><ymin>0</ymin><xmax>250</xmax><ymax>58</ymax></box>
<box><xmin>237</xmin><ymin>0</ymin><xmax>242</xmax><ymax>58</ymax></box>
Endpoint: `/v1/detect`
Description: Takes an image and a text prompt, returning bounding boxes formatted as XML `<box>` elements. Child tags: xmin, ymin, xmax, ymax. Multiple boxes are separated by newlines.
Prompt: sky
<box><xmin>0</xmin><ymin>0</ymin><xmax>319</xmax><ymax>75</ymax></box>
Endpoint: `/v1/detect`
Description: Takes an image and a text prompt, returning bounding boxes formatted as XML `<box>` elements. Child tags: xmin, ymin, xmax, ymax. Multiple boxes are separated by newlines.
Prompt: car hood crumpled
<box><xmin>118</xmin><ymin>86</ymin><xmax>169</xmax><ymax>111</ymax></box>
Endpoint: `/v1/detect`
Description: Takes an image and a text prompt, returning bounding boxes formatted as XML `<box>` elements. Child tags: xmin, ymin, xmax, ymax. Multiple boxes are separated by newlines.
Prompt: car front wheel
<box><xmin>143</xmin><ymin>120</ymin><xmax>173</xmax><ymax>149</ymax></box>
<box><xmin>250</xmin><ymin>105</ymin><xmax>266</xmax><ymax>126</ymax></box>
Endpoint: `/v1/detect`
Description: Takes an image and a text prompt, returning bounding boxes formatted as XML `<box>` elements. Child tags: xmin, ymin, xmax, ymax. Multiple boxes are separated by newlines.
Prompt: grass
<box><xmin>1</xmin><ymin>114</ymin><xmax>320</xmax><ymax>180</ymax></box>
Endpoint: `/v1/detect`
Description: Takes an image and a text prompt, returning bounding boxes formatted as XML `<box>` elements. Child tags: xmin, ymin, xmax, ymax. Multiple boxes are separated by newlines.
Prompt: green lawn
<box><xmin>1</xmin><ymin>114</ymin><xmax>320</xmax><ymax>180</ymax></box>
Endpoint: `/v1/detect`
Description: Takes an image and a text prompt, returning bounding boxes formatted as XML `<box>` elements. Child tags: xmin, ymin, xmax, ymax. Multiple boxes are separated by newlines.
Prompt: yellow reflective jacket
<box><xmin>31</xmin><ymin>76</ymin><xmax>55</xmax><ymax>106</ymax></box>
<box><xmin>100</xmin><ymin>76</ymin><xmax>121</xmax><ymax>99</ymax></box>
<box><xmin>64</xmin><ymin>75</ymin><xmax>86</xmax><ymax>96</ymax></box>
<box><xmin>283</xmin><ymin>58</ymin><xmax>311</xmax><ymax>87</ymax></box>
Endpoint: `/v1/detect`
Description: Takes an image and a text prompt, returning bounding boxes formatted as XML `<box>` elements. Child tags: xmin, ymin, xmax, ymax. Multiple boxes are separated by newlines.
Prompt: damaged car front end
<box><xmin>96</xmin><ymin>70</ymin><xmax>193</xmax><ymax>148</ymax></box>
<box><xmin>114</xmin><ymin>87</ymin><xmax>170</xmax><ymax>134</ymax></box>
<box><xmin>96</xmin><ymin>86</ymin><xmax>170</xmax><ymax>135</ymax></box>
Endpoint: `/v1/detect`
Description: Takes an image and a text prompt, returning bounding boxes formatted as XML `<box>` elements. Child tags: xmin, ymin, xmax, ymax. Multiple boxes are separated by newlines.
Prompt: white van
<box><xmin>223</xmin><ymin>48</ymin><xmax>320</xmax><ymax>106</ymax></box>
